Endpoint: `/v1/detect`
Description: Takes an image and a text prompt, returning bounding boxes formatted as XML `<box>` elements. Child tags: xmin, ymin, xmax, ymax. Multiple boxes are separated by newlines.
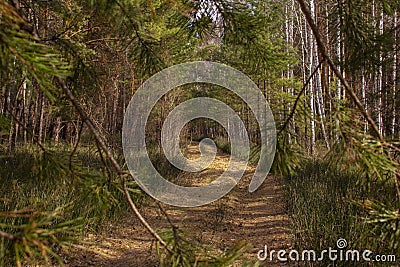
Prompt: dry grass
<box><xmin>66</xmin><ymin>143</ymin><xmax>292</xmax><ymax>266</ymax></box>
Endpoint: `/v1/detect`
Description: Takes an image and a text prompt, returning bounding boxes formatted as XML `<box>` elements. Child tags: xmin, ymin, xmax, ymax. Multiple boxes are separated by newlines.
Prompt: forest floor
<box><xmin>65</xmin><ymin>143</ymin><xmax>293</xmax><ymax>266</ymax></box>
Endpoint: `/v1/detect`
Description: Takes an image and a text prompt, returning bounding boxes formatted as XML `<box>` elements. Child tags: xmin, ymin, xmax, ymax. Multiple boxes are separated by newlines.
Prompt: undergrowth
<box><xmin>0</xmin><ymin>144</ymin><xmax>143</xmax><ymax>266</ymax></box>
<box><xmin>157</xmin><ymin>228</ymin><xmax>259</xmax><ymax>267</ymax></box>
<box><xmin>286</xmin><ymin>156</ymin><xmax>400</xmax><ymax>266</ymax></box>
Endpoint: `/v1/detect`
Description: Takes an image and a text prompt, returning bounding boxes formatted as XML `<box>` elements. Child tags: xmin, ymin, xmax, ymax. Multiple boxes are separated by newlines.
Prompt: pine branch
<box><xmin>3</xmin><ymin>103</ymin><xmax>46</xmax><ymax>153</ymax></box>
<box><xmin>55</xmin><ymin>77</ymin><xmax>171</xmax><ymax>252</ymax></box>
<box><xmin>296</xmin><ymin>0</ymin><xmax>383</xmax><ymax>141</ymax></box>
<box><xmin>0</xmin><ymin>230</ymin><xmax>16</xmax><ymax>240</ymax></box>
<box><xmin>4</xmin><ymin>0</ymin><xmax>171</xmax><ymax>253</ymax></box>
<box><xmin>296</xmin><ymin>0</ymin><xmax>400</xmax><ymax>210</ymax></box>
<box><xmin>278</xmin><ymin>59</ymin><xmax>325</xmax><ymax>137</ymax></box>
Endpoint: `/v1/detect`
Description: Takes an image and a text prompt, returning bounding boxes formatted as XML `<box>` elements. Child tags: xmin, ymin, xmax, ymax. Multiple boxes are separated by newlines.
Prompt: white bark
<box><xmin>309</xmin><ymin>0</ymin><xmax>316</xmax><ymax>153</ymax></box>
<box><xmin>378</xmin><ymin>8</ymin><xmax>384</xmax><ymax>136</ymax></box>
<box><xmin>392</xmin><ymin>11</ymin><xmax>398</xmax><ymax>137</ymax></box>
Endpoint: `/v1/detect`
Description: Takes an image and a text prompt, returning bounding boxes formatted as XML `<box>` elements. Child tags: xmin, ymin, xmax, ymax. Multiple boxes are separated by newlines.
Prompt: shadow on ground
<box><xmin>66</xmin><ymin>143</ymin><xmax>293</xmax><ymax>266</ymax></box>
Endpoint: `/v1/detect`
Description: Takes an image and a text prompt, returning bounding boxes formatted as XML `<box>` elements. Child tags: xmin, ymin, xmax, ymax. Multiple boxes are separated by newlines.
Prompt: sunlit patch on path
<box><xmin>66</xmin><ymin>143</ymin><xmax>292</xmax><ymax>266</ymax></box>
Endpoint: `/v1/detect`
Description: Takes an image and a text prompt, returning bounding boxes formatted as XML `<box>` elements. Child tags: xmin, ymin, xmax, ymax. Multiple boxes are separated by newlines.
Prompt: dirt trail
<box><xmin>66</xmin><ymin>144</ymin><xmax>293</xmax><ymax>266</ymax></box>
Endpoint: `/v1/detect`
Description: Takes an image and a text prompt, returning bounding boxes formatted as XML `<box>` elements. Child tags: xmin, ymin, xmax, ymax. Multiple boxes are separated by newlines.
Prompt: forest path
<box><xmin>66</xmin><ymin>143</ymin><xmax>292</xmax><ymax>266</ymax></box>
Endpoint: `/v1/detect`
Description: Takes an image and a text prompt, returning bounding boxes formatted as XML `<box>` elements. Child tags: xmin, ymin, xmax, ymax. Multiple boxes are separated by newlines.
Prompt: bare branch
<box><xmin>278</xmin><ymin>59</ymin><xmax>325</xmax><ymax>137</ymax></box>
<box><xmin>296</xmin><ymin>0</ymin><xmax>383</xmax><ymax>141</ymax></box>
<box><xmin>296</xmin><ymin>0</ymin><xmax>400</xmax><ymax>209</ymax></box>
<box><xmin>0</xmin><ymin>230</ymin><xmax>16</xmax><ymax>240</ymax></box>
<box><xmin>55</xmin><ymin>77</ymin><xmax>171</xmax><ymax>251</ymax></box>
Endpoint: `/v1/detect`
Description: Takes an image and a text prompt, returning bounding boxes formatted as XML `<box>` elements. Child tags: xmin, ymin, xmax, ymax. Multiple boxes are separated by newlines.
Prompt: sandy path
<box><xmin>66</xmin><ymin>144</ymin><xmax>292</xmax><ymax>266</ymax></box>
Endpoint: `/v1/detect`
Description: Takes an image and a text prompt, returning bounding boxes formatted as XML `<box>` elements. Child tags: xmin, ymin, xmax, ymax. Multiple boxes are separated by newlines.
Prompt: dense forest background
<box><xmin>1</xmin><ymin>0</ymin><xmax>400</xmax><ymax>266</ymax></box>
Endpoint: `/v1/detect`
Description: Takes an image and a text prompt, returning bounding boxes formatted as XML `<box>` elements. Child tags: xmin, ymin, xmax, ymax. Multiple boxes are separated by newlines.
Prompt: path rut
<box><xmin>66</xmin><ymin>143</ymin><xmax>293</xmax><ymax>266</ymax></box>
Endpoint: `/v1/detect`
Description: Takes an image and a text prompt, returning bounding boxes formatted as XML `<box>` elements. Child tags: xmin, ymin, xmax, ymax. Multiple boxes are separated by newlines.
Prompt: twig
<box><xmin>5</xmin><ymin>0</ymin><xmax>170</xmax><ymax>254</ymax></box>
<box><xmin>156</xmin><ymin>202</ymin><xmax>178</xmax><ymax>232</ymax></box>
<box><xmin>4</xmin><ymin>105</ymin><xmax>46</xmax><ymax>153</ymax></box>
<box><xmin>69</xmin><ymin>121</ymin><xmax>83</xmax><ymax>172</ymax></box>
<box><xmin>156</xmin><ymin>202</ymin><xmax>182</xmax><ymax>254</ymax></box>
<box><xmin>0</xmin><ymin>230</ymin><xmax>16</xmax><ymax>240</ymax></box>
<box><xmin>278</xmin><ymin>59</ymin><xmax>325</xmax><ymax>137</ymax></box>
<box><xmin>296</xmin><ymin>0</ymin><xmax>383</xmax><ymax>141</ymax></box>
<box><xmin>94</xmin><ymin>139</ymin><xmax>113</xmax><ymax>184</ymax></box>
<box><xmin>55</xmin><ymin>77</ymin><xmax>171</xmax><ymax>252</ymax></box>
<box><xmin>296</xmin><ymin>0</ymin><xmax>400</xmax><ymax>210</ymax></box>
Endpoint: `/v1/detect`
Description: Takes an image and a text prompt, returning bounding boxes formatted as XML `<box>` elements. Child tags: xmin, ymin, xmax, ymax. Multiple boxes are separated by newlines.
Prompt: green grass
<box><xmin>286</xmin><ymin>159</ymin><xmax>400</xmax><ymax>266</ymax></box>
<box><xmin>3</xmin><ymin>138</ymin><xmax>399</xmax><ymax>266</ymax></box>
<box><xmin>0</xmin><ymin>144</ymin><xmax>143</xmax><ymax>266</ymax></box>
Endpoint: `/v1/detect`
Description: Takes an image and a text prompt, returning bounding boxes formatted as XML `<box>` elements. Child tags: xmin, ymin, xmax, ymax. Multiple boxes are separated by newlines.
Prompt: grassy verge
<box><xmin>0</xmin><ymin>144</ymin><xmax>143</xmax><ymax>266</ymax></box>
<box><xmin>286</xmin><ymin>159</ymin><xmax>400</xmax><ymax>266</ymax></box>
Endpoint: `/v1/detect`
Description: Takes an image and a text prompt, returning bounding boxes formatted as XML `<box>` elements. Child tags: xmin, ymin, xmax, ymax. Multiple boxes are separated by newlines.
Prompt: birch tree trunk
<box><xmin>392</xmin><ymin>11</ymin><xmax>398</xmax><ymax>137</ymax></box>
<box><xmin>378</xmin><ymin>7</ymin><xmax>384</xmax><ymax>137</ymax></box>
<box><xmin>308</xmin><ymin>0</ymin><xmax>316</xmax><ymax>153</ymax></box>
